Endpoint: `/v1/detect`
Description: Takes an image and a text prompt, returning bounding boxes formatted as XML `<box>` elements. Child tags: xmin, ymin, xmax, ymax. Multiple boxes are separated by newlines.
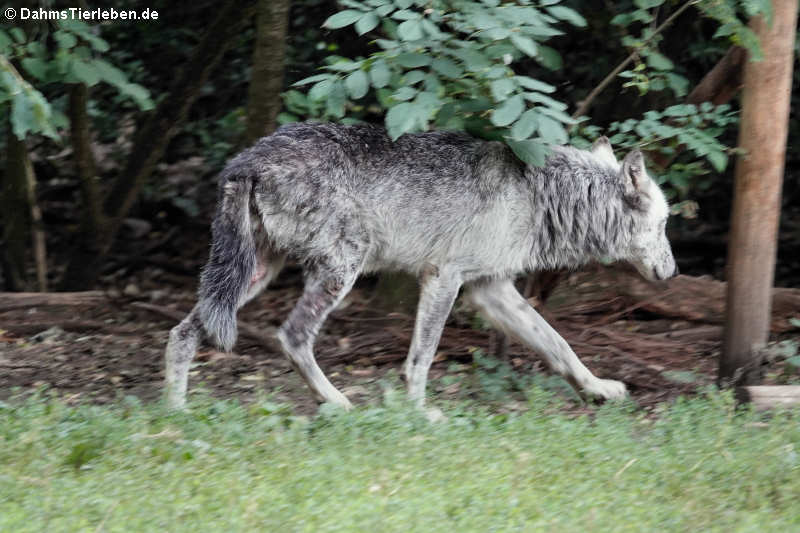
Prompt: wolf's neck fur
<box><xmin>523</xmin><ymin>148</ymin><xmax>634</xmax><ymax>272</ymax></box>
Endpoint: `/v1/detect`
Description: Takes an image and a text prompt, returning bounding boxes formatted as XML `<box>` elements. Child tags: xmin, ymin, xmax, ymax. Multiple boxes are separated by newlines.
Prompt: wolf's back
<box><xmin>196</xmin><ymin>169</ymin><xmax>256</xmax><ymax>351</ymax></box>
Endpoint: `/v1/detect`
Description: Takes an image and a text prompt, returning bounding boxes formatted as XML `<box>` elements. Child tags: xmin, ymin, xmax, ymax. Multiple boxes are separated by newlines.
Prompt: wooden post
<box><xmin>720</xmin><ymin>1</ymin><xmax>798</xmax><ymax>386</ymax></box>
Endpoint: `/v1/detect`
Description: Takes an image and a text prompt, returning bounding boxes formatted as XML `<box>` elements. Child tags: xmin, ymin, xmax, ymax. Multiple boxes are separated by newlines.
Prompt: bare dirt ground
<box><xmin>5</xmin><ymin>262</ymin><xmax>770</xmax><ymax>415</ymax></box>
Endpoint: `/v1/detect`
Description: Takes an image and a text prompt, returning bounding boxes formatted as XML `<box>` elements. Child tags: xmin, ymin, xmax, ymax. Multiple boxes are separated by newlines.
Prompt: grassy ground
<box><xmin>1</xmin><ymin>386</ymin><xmax>799</xmax><ymax>532</ymax></box>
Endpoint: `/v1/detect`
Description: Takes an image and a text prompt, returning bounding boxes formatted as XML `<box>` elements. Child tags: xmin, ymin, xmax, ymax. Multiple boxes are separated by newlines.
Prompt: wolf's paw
<box><xmin>585</xmin><ymin>378</ymin><xmax>628</xmax><ymax>401</ymax></box>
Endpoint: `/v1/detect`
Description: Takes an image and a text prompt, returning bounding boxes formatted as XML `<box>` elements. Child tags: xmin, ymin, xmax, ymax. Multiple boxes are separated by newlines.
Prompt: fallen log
<box><xmin>549</xmin><ymin>268</ymin><xmax>800</xmax><ymax>333</ymax></box>
<box><xmin>736</xmin><ymin>386</ymin><xmax>800</xmax><ymax>410</ymax></box>
<box><xmin>0</xmin><ymin>291</ymin><xmax>106</xmax><ymax>312</ymax></box>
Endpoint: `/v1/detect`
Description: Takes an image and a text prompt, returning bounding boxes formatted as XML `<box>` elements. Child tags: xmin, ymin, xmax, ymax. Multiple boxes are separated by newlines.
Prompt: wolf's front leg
<box><xmin>403</xmin><ymin>266</ymin><xmax>462</xmax><ymax>407</ymax></box>
<box><xmin>466</xmin><ymin>279</ymin><xmax>627</xmax><ymax>401</ymax></box>
<box><xmin>164</xmin><ymin>308</ymin><xmax>204</xmax><ymax>409</ymax></box>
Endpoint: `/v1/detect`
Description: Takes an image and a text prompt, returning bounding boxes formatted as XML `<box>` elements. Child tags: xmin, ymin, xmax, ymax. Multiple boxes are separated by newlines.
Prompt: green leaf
<box><xmin>646</xmin><ymin>51</ymin><xmax>674</xmax><ymax>71</ymax></box>
<box><xmin>635</xmin><ymin>0</ymin><xmax>666</xmax><ymax>8</ymax></box>
<box><xmin>386</xmin><ymin>102</ymin><xmax>417</xmax><ymax>139</ymax></box>
<box><xmin>356</xmin><ymin>12</ymin><xmax>380</xmax><ymax>35</ymax></box>
<box><xmin>0</xmin><ymin>30</ymin><xmax>12</xmax><ymax>53</ymax></box>
<box><xmin>396</xmin><ymin>52</ymin><xmax>429</xmax><ymax>68</ymax></box>
<box><xmin>545</xmin><ymin>6</ymin><xmax>587</xmax><ymax>27</ymax></box>
<box><xmin>392</xmin><ymin>86</ymin><xmax>417</xmax><ymax>101</ymax></box>
<box><xmin>10</xmin><ymin>27</ymin><xmax>25</xmax><ymax>43</ymax></box>
<box><xmin>370</xmin><ymin>60</ymin><xmax>391</xmax><ymax>88</ymax></box>
<box><xmin>20</xmin><ymin>58</ymin><xmax>48</xmax><ymax>81</ymax></box>
<box><xmin>490</xmin><ymin>78</ymin><xmax>516</xmax><ymax>101</ymax></box>
<box><xmin>403</xmin><ymin>70</ymin><xmax>425</xmax><ymax>85</ymax></box>
<box><xmin>397</xmin><ymin>19</ymin><xmax>423</xmax><ymax>40</ymax></box>
<box><xmin>450</xmin><ymin>49</ymin><xmax>490</xmax><ymax>71</ymax></box>
<box><xmin>54</xmin><ymin>31</ymin><xmax>77</xmax><ymax>49</ymax></box>
<box><xmin>118</xmin><ymin>83</ymin><xmax>154</xmax><ymax>111</ymax></box>
<box><xmin>325</xmin><ymin>59</ymin><xmax>363</xmax><ymax>72</ymax></box>
<box><xmin>491</xmin><ymin>94</ymin><xmax>525</xmax><ymax>127</ymax></box>
<box><xmin>510</xmin><ymin>109</ymin><xmax>539</xmax><ymax>140</ymax></box>
<box><xmin>664</xmin><ymin>73</ymin><xmax>689</xmax><ymax>97</ymax></box>
<box><xmin>81</xmin><ymin>32</ymin><xmax>110</xmax><ymax>53</ymax></box>
<box><xmin>524</xmin><ymin>91</ymin><xmax>568</xmax><ymax>111</ymax></box>
<box><xmin>345</xmin><ymin>70</ymin><xmax>369</xmax><ymax>99</ymax></box>
<box><xmin>309</xmin><ymin>79</ymin><xmax>334</xmax><ymax>101</ymax></box>
<box><xmin>293</xmin><ymin>73</ymin><xmax>334</xmax><ymax>86</ymax></box>
<box><xmin>483</xmin><ymin>27</ymin><xmax>511</xmax><ymax>40</ymax></box>
<box><xmin>91</xmin><ymin>59</ymin><xmax>128</xmax><ymax>86</ymax></box>
<box><xmin>706</xmin><ymin>150</ymin><xmax>728</xmax><ymax>173</ymax></box>
<box><xmin>10</xmin><ymin>91</ymin><xmax>36</xmax><ymax>139</ymax></box>
<box><xmin>323</xmin><ymin>10</ymin><xmax>365</xmax><ymax>29</ymax></box>
<box><xmin>538</xmin><ymin>107</ymin><xmax>577</xmax><ymax>125</ymax></box>
<box><xmin>391</xmin><ymin>9</ymin><xmax>419</xmax><ymax>21</ymax></box>
<box><xmin>10</xmin><ymin>87</ymin><xmax>56</xmax><ymax>140</ymax></box>
<box><xmin>431</xmin><ymin>57</ymin><xmax>462</xmax><ymax>78</ymax></box>
<box><xmin>536</xmin><ymin>46</ymin><xmax>562</xmax><ymax>70</ymax></box>
<box><xmin>467</xmin><ymin>10</ymin><xmax>500</xmax><ymax>30</ymax></box>
<box><xmin>326</xmin><ymin>80</ymin><xmax>347</xmax><ymax>117</ymax></box>
<box><xmin>509</xmin><ymin>34</ymin><xmax>538</xmax><ymax>57</ymax></box>
<box><xmin>506</xmin><ymin>138</ymin><xmax>549</xmax><ymax>166</ymax></box>
<box><xmin>537</xmin><ymin>114</ymin><xmax>568</xmax><ymax>144</ymax></box>
<box><xmin>70</xmin><ymin>59</ymin><xmax>100</xmax><ymax>86</ymax></box>
<box><xmin>514</xmin><ymin>76</ymin><xmax>555</xmax><ymax>93</ymax></box>
<box><xmin>421</xmin><ymin>19</ymin><xmax>446</xmax><ymax>40</ymax></box>
<box><xmin>610</xmin><ymin>13</ymin><xmax>635</xmax><ymax>26</ymax></box>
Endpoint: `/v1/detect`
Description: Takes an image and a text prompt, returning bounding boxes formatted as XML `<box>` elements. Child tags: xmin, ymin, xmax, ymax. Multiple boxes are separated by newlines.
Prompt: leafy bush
<box><xmin>289</xmin><ymin>0</ymin><xmax>587</xmax><ymax>165</ymax></box>
<box><xmin>0</xmin><ymin>19</ymin><xmax>152</xmax><ymax>141</ymax></box>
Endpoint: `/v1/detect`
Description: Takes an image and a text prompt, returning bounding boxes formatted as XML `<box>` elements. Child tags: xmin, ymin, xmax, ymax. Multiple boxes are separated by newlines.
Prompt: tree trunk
<box><xmin>69</xmin><ymin>83</ymin><xmax>103</xmax><ymax>232</ymax></box>
<box><xmin>720</xmin><ymin>1</ymin><xmax>798</xmax><ymax>386</ymax></box>
<box><xmin>25</xmin><ymin>143</ymin><xmax>47</xmax><ymax>291</ymax></box>
<box><xmin>244</xmin><ymin>0</ymin><xmax>291</xmax><ymax>145</ymax></box>
<box><xmin>60</xmin><ymin>0</ymin><xmax>256</xmax><ymax>290</ymax></box>
<box><xmin>1</xmin><ymin>126</ymin><xmax>31</xmax><ymax>291</ymax></box>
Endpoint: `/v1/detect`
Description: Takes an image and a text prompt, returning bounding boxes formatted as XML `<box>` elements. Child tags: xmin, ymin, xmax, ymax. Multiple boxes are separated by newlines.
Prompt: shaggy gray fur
<box><xmin>165</xmin><ymin>122</ymin><xmax>677</xmax><ymax>410</ymax></box>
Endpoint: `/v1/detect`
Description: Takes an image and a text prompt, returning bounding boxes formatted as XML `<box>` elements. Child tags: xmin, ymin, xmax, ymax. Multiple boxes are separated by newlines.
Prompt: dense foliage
<box><xmin>287</xmin><ymin>0</ymin><xmax>768</xmax><ymax>196</ymax></box>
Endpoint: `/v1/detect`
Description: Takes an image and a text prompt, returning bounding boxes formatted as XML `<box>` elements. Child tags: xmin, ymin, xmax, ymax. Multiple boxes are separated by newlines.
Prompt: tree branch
<box><xmin>571</xmin><ymin>1</ymin><xmax>698</xmax><ymax>122</ymax></box>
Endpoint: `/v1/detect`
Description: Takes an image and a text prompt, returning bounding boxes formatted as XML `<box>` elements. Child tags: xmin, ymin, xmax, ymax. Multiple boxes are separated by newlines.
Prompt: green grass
<box><xmin>1</xmin><ymin>388</ymin><xmax>799</xmax><ymax>532</ymax></box>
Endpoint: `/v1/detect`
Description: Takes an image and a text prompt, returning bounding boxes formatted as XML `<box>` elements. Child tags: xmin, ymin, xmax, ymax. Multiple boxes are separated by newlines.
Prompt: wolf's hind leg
<box><xmin>403</xmin><ymin>266</ymin><xmax>462</xmax><ymax>407</ymax></box>
<box><xmin>466</xmin><ymin>279</ymin><xmax>627</xmax><ymax>401</ymax></box>
<box><xmin>277</xmin><ymin>266</ymin><xmax>360</xmax><ymax>409</ymax></box>
<box><xmin>165</xmin><ymin>252</ymin><xmax>285</xmax><ymax>410</ymax></box>
<box><xmin>165</xmin><ymin>308</ymin><xmax>204</xmax><ymax>409</ymax></box>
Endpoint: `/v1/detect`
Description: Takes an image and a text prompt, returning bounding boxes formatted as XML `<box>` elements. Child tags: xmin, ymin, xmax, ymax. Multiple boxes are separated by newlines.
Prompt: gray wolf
<box><xmin>164</xmin><ymin>122</ymin><xmax>678</xmax><ymax>409</ymax></box>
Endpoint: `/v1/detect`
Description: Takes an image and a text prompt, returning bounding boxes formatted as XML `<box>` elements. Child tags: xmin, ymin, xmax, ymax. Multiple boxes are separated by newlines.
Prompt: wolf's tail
<box><xmin>196</xmin><ymin>168</ymin><xmax>256</xmax><ymax>352</ymax></box>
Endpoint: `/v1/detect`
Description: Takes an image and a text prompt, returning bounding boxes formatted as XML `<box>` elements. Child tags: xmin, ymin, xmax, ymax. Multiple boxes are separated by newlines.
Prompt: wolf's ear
<box><xmin>620</xmin><ymin>149</ymin><xmax>649</xmax><ymax>192</ymax></box>
<box><xmin>591</xmin><ymin>136</ymin><xmax>617</xmax><ymax>167</ymax></box>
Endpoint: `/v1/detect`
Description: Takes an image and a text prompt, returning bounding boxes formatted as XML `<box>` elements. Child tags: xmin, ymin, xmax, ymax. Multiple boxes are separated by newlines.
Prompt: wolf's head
<box><xmin>593</xmin><ymin>138</ymin><xmax>678</xmax><ymax>281</ymax></box>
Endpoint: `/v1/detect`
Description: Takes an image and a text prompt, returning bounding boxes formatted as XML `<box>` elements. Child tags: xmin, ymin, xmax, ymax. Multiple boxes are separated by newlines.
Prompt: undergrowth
<box><xmin>1</xmin><ymin>387</ymin><xmax>799</xmax><ymax>532</ymax></box>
